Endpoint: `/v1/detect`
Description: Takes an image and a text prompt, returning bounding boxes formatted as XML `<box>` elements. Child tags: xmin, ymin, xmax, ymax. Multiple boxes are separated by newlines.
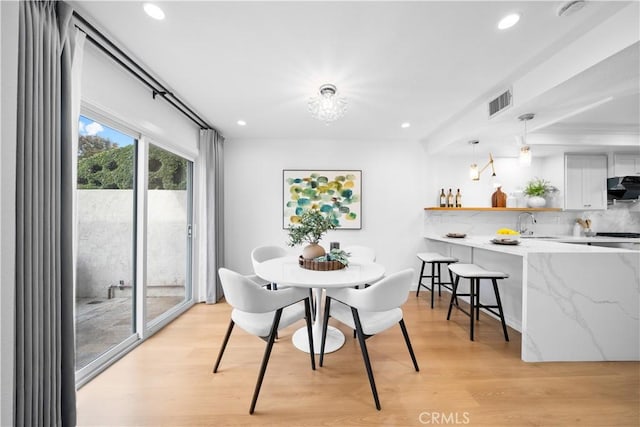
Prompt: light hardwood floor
<box><xmin>77</xmin><ymin>292</ymin><xmax>639</xmax><ymax>426</ymax></box>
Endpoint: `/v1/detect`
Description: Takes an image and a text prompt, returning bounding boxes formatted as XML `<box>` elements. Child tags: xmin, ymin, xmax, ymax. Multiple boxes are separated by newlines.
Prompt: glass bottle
<box><xmin>455</xmin><ymin>189</ymin><xmax>462</xmax><ymax>208</ymax></box>
<box><xmin>447</xmin><ymin>189</ymin><xmax>454</xmax><ymax>208</ymax></box>
<box><xmin>439</xmin><ymin>189</ymin><xmax>446</xmax><ymax>207</ymax></box>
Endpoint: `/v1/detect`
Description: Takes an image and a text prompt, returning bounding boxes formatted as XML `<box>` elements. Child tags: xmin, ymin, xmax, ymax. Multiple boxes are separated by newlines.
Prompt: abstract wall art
<box><xmin>283</xmin><ymin>170</ymin><xmax>362</xmax><ymax>229</ymax></box>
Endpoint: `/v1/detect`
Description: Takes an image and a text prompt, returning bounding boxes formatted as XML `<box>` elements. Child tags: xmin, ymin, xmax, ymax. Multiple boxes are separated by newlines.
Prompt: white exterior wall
<box><xmin>77</xmin><ymin>190</ymin><xmax>188</xmax><ymax>298</ymax></box>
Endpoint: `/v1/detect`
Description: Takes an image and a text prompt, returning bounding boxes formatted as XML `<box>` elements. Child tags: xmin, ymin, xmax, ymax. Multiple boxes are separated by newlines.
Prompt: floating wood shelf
<box><xmin>425</xmin><ymin>207</ymin><xmax>562</xmax><ymax>211</ymax></box>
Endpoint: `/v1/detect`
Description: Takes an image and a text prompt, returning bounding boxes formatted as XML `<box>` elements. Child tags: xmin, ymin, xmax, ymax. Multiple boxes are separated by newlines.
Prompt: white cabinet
<box><xmin>613</xmin><ymin>154</ymin><xmax>640</xmax><ymax>176</ymax></box>
<box><xmin>564</xmin><ymin>154</ymin><xmax>607</xmax><ymax>210</ymax></box>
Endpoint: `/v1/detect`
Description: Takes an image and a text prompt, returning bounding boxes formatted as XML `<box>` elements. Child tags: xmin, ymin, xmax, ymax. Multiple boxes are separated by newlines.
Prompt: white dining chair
<box><xmin>252</xmin><ymin>245</ymin><xmax>319</xmax><ymax>317</ymax></box>
<box><xmin>342</xmin><ymin>245</ymin><xmax>378</xmax><ymax>337</ymax></box>
<box><xmin>213</xmin><ymin>268</ymin><xmax>315</xmax><ymax>414</ymax></box>
<box><xmin>251</xmin><ymin>245</ymin><xmax>288</xmax><ymax>289</ymax></box>
<box><xmin>343</xmin><ymin>245</ymin><xmax>376</xmax><ymax>290</ymax></box>
<box><xmin>319</xmin><ymin>268</ymin><xmax>419</xmax><ymax>410</ymax></box>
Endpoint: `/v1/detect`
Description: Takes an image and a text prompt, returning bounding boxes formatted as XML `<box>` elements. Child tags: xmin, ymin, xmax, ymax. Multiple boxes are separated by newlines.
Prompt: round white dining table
<box><xmin>254</xmin><ymin>256</ymin><xmax>385</xmax><ymax>354</ymax></box>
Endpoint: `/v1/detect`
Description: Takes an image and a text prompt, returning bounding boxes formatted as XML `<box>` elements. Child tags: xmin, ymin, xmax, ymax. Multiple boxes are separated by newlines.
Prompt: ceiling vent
<box><xmin>488</xmin><ymin>88</ymin><xmax>512</xmax><ymax>118</ymax></box>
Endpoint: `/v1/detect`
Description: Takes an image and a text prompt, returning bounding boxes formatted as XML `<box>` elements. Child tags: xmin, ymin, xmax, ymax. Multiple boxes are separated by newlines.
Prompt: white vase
<box><xmin>527</xmin><ymin>196</ymin><xmax>546</xmax><ymax>208</ymax></box>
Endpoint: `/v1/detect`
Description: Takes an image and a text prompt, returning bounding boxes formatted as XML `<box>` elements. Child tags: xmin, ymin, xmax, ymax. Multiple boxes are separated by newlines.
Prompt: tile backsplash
<box><xmin>424</xmin><ymin>203</ymin><xmax>640</xmax><ymax>236</ymax></box>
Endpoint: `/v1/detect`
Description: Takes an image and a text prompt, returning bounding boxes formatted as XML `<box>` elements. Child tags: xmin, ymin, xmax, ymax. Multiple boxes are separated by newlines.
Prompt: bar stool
<box><xmin>447</xmin><ymin>263</ymin><xmax>509</xmax><ymax>342</ymax></box>
<box><xmin>416</xmin><ymin>252</ymin><xmax>458</xmax><ymax>308</ymax></box>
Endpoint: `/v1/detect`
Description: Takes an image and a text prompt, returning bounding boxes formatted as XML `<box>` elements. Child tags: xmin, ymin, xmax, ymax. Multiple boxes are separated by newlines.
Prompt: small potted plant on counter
<box><xmin>523</xmin><ymin>177</ymin><xmax>551</xmax><ymax>208</ymax></box>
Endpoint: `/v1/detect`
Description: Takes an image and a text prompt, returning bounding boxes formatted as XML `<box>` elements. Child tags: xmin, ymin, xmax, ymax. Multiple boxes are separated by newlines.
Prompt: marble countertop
<box><xmin>424</xmin><ymin>234</ymin><xmax>639</xmax><ymax>256</ymax></box>
<box><xmin>545</xmin><ymin>236</ymin><xmax>640</xmax><ymax>244</ymax></box>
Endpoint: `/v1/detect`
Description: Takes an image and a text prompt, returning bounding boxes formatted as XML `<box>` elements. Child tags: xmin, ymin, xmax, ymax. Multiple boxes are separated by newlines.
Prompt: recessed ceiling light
<box><xmin>143</xmin><ymin>3</ymin><xmax>165</xmax><ymax>20</ymax></box>
<box><xmin>498</xmin><ymin>13</ymin><xmax>520</xmax><ymax>30</ymax></box>
<box><xmin>237</xmin><ymin>120</ymin><xmax>247</xmax><ymax>126</ymax></box>
<box><xmin>401</xmin><ymin>122</ymin><xmax>411</xmax><ymax>129</ymax></box>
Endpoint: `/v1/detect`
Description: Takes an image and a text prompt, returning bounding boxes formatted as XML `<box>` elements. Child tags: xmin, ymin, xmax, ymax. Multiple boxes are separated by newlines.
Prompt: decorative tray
<box><xmin>446</xmin><ymin>233</ymin><xmax>467</xmax><ymax>238</ymax></box>
<box><xmin>298</xmin><ymin>256</ymin><xmax>346</xmax><ymax>271</ymax></box>
<box><xmin>490</xmin><ymin>238</ymin><xmax>520</xmax><ymax>245</ymax></box>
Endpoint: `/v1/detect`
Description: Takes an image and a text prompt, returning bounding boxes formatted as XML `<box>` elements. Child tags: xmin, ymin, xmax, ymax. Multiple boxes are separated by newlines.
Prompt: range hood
<box><xmin>607</xmin><ymin>176</ymin><xmax>640</xmax><ymax>202</ymax></box>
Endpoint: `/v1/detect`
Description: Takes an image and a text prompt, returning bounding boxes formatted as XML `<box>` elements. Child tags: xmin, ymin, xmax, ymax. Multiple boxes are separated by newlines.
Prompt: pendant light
<box><xmin>518</xmin><ymin>113</ymin><xmax>535</xmax><ymax>166</ymax></box>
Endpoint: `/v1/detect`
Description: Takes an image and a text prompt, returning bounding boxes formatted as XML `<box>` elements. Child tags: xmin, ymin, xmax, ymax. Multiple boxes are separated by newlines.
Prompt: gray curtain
<box><xmin>200</xmin><ymin>129</ymin><xmax>225</xmax><ymax>303</ymax></box>
<box><xmin>16</xmin><ymin>1</ymin><xmax>77</xmax><ymax>425</ymax></box>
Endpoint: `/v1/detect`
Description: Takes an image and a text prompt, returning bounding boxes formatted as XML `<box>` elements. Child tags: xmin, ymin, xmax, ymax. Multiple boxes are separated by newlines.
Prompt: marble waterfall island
<box><xmin>424</xmin><ymin>234</ymin><xmax>639</xmax><ymax>362</ymax></box>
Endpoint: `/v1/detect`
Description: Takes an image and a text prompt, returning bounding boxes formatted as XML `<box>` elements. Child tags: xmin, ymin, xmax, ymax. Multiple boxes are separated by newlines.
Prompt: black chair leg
<box><xmin>492</xmin><ymin>279</ymin><xmax>510</xmax><ymax>342</ymax></box>
<box><xmin>249</xmin><ymin>308</ymin><xmax>282</xmax><ymax>414</ymax></box>
<box><xmin>213</xmin><ymin>320</ymin><xmax>235</xmax><ymax>373</ymax></box>
<box><xmin>448</xmin><ymin>267</ymin><xmax>459</xmax><ymax>306</ymax></box>
<box><xmin>304</xmin><ymin>298</ymin><xmax>316</xmax><ymax>369</ymax></box>
<box><xmin>437</xmin><ymin>263</ymin><xmax>442</xmax><ymax>296</ymax></box>
<box><xmin>352</xmin><ymin>308</ymin><xmax>381</xmax><ymax>410</ymax></box>
<box><xmin>416</xmin><ymin>261</ymin><xmax>426</xmax><ymax>297</ymax></box>
<box><xmin>430</xmin><ymin>262</ymin><xmax>436</xmax><ymax>309</ymax></box>
<box><xmin>476</xmin><ymin>279</ymin><xmax>481</xmax><ymax>321</ymax></box>
<box><xmin>319</xmin><ymin>298</ymin><xmax>332</xmax><ymax>367</ymax></box>
<box><xmin>399</xmin><ymin>319</ymin><xmax>419</xmax><ymax>372</ymax></box>
<box><xmin>447</xmin><ymin>275</ymin><xmax>460</xmax><ymax>320</ymax></box>
<box><xmin>469</xmin><ymin>279</ymin><xmax>476</xmax><ymax>341</ymax></box>
<box><xmin>308</xmin><ymin>289</ymin><xmax>315</xmax><ymax>319</ymax></box>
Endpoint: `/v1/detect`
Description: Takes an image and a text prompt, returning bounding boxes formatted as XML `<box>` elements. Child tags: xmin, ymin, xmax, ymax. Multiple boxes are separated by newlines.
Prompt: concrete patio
<box><xmin>75</xmin><ymin>296</ymin><xmax>183</xmax><ymax>369</ymax></box>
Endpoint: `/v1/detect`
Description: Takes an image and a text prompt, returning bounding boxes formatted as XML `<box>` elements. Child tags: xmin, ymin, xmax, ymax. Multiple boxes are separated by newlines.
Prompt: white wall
<box><xmin>223</xmin><ymin>138</ymin><xmax>639</xmax><ymax>282</ymax></box>
<box><xmin>1</xmin><ymin>2</ymin><xmax>18</xmax><ymax>425</ymax></box>
<box><xmin>424</xmin><ymin>153</ymin><xmax>563</xmax><ymax>208</ymax></box>
<box><xmin>224</xmin><ymin>138</ymin><xmax>428</xmax><ymax>277</ymax></box>
<box><xmin>81</xmin><ymin>42</ymin><xmax>199</xmax><ymax>158</ymax></box>
<box><xmin>423</xmin><ymin>151</ymin><xmax>640</xmax><ymax>236</ymax></box>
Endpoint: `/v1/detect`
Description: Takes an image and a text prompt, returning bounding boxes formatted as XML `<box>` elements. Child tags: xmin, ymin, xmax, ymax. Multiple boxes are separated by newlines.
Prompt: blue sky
<box><xmin>79</xmin><ymin>115</ymin><xmax>135</xmax><ymax>147</ymax></box>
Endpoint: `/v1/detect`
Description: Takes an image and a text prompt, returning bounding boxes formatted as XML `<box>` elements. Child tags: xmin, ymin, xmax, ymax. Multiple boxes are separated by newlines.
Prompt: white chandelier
<box><xmin>308</xmin><ymin>84</ymin><xmax>347</xmax><ymax>124</ymax></box>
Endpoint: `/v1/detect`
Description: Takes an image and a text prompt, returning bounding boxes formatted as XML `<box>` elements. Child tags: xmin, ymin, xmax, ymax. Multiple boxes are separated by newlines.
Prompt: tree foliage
<box><xmin>147</xmin><ymin>145</ymin><xmax>187</xmax><ymax>190</ymax></box>
<box><xmin>287</xmin><ymin>209</ymin><xmax>337</xmax><ymax>246</ymax></box>
<box><xmin>78</xmin><ymin>135</ymin><xmax>119</xmax><ymax>160</ymax></box>
<box><xmin>77</xmin><ymin>145</ymin><xmax>134</xmax><ymax>189</ymax></box>
<box><xmin>77</xmin><ymin>144</ymin><xmax>187</xmax><ymax>190</ymax></box>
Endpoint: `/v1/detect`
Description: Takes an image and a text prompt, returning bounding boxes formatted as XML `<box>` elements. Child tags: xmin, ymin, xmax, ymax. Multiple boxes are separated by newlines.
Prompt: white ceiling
<box><xmin>72</xmin><ymin>1</ymin><xmax>639</xmax><ymax>155</ymax></box>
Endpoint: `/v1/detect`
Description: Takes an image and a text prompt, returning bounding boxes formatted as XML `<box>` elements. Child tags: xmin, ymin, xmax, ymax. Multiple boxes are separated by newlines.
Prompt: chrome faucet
<box><xmin>517</xmin><ymin>212</ymin><xmax>536</xmax><ymax>235</ymax></box>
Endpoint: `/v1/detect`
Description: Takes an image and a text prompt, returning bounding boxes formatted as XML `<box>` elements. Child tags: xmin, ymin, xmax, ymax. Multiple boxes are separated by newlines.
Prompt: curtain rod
<box><xmin>72</xmin><ymin>10</ymin><xmax>217</xmax><ymax>132</ymax></box>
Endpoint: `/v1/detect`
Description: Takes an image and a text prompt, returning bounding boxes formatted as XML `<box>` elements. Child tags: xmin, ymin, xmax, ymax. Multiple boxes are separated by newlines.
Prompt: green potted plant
<box><xmin>287</xmin><ymin>209</ymin><xmax>337</xmax><ymax>259</ymax></box>
<box><xmin>523</xmin><ymin>177</ymin><xmax>551</xmax><ymax>208</ymax></box>
<box><xmin>315</xmin><ymin>248</ymin><xmax>350</xmax><ymax>266</ymax></box>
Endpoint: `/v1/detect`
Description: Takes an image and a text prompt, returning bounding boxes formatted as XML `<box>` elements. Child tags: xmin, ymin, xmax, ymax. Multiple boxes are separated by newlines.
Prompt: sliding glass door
<box><xmin>75</xmin><ymin>113</ymin><xmax>194</xmax><ymax>386</ymax></box>
<box><xmin>75</xmin><ymin>115</ymin><xmax>137</xmax><ymax>373</ymax></box>
<box><xmin>145</xmin><ymin>144</ymin><xmax>192</xmax><ymax>326</ymax></box>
